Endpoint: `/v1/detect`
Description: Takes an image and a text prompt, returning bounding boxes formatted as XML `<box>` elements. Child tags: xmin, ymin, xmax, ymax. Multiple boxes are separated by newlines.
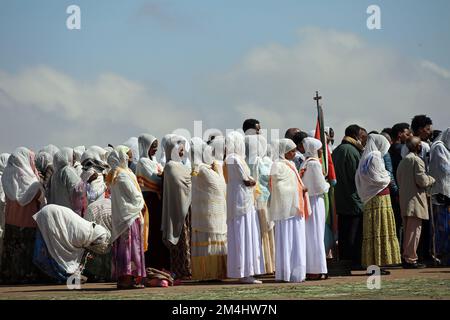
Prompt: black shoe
<box><xmin>380</xmin><ymin>269</ymin><xmax>391</xmax><ymax>275</ymax></box>
<box><xmin>403</xmin><ymin>262</ymin><xmax>426</xmax><ymax>269</ymax></box>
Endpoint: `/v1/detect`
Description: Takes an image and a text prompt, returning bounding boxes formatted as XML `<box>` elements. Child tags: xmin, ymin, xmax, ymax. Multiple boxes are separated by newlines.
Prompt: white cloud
<box><xmin>1</xmin><ymin>27</ymin><xmax>449</xmax><ymax>153</ymax></box>
<box><xmin>205</xmin><ymin>27</ymin><xmax>450</xmax><ymax>141</ymax></box>
<box><xmin>421</xmin><ymin>60</ymin><xmax>450</xmax><ymax>79</ymax></box>
<box><xmin>0</xmin><ymin>66</ymin><xmax>195</xmax><ymax>152</ymax></box>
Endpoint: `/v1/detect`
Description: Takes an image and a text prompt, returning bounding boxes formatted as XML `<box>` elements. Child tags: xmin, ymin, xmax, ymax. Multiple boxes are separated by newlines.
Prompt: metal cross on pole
<box><xmin>314</xmin><ymin>90</ymin><xmax>322</xmax><ymax>109</ymax></box>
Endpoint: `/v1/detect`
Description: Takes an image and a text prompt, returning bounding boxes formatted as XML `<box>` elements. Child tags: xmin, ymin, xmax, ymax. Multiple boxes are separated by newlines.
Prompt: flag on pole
<box><xmin>313</xmin><ymin>93</ymin><xmax>338</xmax><ymax>254</ymax></box>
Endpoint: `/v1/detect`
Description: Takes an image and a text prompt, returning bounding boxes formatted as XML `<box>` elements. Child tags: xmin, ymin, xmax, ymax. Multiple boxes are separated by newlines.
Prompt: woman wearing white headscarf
<box><xmin>49</xmin><ymin>147</ymin><xmax>86</xmax><ymax>216</ymax></box>
<box><xmin>245</xmin><ymin>135</ymin><xmax>275</xmax><ymax>275</ymax></box>
<box><xmin>190</xmin><ymin>137</ymin><xmax>227</xmax><ymax>281</ymax></box>
<box><xmin>107</xmin><ymin>148</ymin><xmax>147</xmax><ymax>289</ymax></box>
<box><xmin>269</xmin><ymin>139</ymin><xmax>310</xmax><ymax>283</ymax></box>
<box><xmin>300</xmin><ymin>138</ymin><xmax>330</xmax><ymax>280</ymax></box>
<box><xmin>123</xmin><ymin>137</ymin><xmax>139</xmax><ymax>174</ymax></box>
<box><xmin>33</xmin><ymin>204</ymin><xmax>110</xmax><ymax>283</ymax></box>
<box><xmin>356</xmin><ymin>134</ymin><xmax>401</xmax><ymax>270</ymax></box>
<box><xmin>35</xmin><ymin>151</ymin><xmax>54</xmax><ymax>201</ymax></box>
<box><xmin>0</xmin><ymin>153</ymin><xmax>10</xmax><ymax>269</ymax></box>
<box><xmin>73</xmin><ymin>146</ymin><xmax>86</xmax><ymax>176</ymax></box>
<box><xmin>80</xmin><ymin>147</ymin><xmax>109</xmax><ymax>206</ymax></box>
<box><xmin>210</xmin><ymin>135</ymin><xmax>226</xmax><ymax>178</ymax></box>
<box><xmin>0</xmin><ymin>147</ymin><xmax>45</xmax><ymax>284</ymax></box>
<box><xmin>429</xmin><ymin>127</ymin><xmax>450</xmax><ymax>265</ymax></box>
<box><xmin>161</xmin><ymin>135</ymin><xmax>192</xmax><ymax>280</ymax></box>
<box><xmin>224</xmin><ymin>131</ymin><xmax>264</xmax><ymax>284</ymax></box>
<box><xmin>40</xmin><ymin>144</ymin><xmax>60</xmax><ymax>158</ymax></box>
<box><xmin>158</xmin><ymin>134</ymin><xmax>176</xmax><ymax>167</ymax></box>
<box><xmin>136</xmin><ymin>133</ymin><xmax>170</xmax><ymax>273</ymax></box>
<box><xmin>83</xmin><ymin>198</ymin><xmax>113</xmax><ymax>282</ymax></box>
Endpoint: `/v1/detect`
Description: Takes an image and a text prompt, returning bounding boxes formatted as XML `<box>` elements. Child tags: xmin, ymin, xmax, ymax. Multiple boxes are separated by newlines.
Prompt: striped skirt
<box><xmin>362</xmin><ymin>194</ymin><xmax>401</xmax><ymax>267</ymax></box>
<box><xmin>191</xmin><ymin>231</ymin><xmax>227</xmax><ymax>281</ymax></box>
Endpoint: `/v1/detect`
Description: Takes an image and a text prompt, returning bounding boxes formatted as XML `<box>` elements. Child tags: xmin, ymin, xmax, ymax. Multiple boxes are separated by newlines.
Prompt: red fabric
<box><xmin>314</xmin><ymin>118</ymin><xmax>336</xmax><ymax>181</ymax></box>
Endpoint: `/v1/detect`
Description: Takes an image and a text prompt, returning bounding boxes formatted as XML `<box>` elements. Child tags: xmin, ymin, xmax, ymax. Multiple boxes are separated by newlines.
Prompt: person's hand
<box><xmin>87</xmin><ymin>172</ymin><xmax>98</xmax><ymax>183</ymax></box>
<box><xmin>244</xmin><ymin>178</ymin><xmax>256</xmax><ymax>187</ymax></box>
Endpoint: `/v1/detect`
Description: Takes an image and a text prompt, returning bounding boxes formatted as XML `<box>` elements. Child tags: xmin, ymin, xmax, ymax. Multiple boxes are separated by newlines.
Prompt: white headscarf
<box><xmin>190</xmin><ymin>137</ymin><xmax>227</xmax><ymax>234</ymax></box>
<box><xmin>136</xmin><ymin>134</ymin><xmax>162</xmax><ymax>192</ymax></box>
<box><xmin>245</xmin><ymin>135</ymin><xmax>268</xmax><ymax>165</ymax></box>
<box><xmin>245</xmin><ymin>135</ymin><xmax>272</xmax><ymax>207</ymax></box>
<box><xmin>107</xmin><ymin>149</ymin><xmax>145</xmax><ymax>242</ymax></box>
<box><xmin>73</xmin><ymin>146</ymin><xmax>86</xmax><ymax>163</ymax></box>
<box><xmin>269</xmin><ymin>139</ymin><xmax>309</xmax><ymax>221</ymax></box>
<box><xmin>301</xmin><ymin>138</ymin><xmax>330</xmax><ymax>196</ymax></box>
<box><xmin>1</xmin><ymin>147</ymin><xmax>43</xmax><ymax>206</ymax></box>
<box><xmin>138</xmin><ymin>134</ymin><xmax>157</xmax><ymax>160</ymax></box>
<box><xmin>302</xmin><ymin>137</ymin><xmax>322</xmax><ymax>158</ymax></box>
<box><xmin>158</xmin><ymin>134</ymin><xmax>177</xmax><ymax>166</ymax></box>
<box><xmin>277</xmin><ymin>138</ymin><xmax>297</xmax><ymax>160</ymax></box>
<box><xmin>50</xmin><ymin>147</ymin><xmax>83</xmax><ymax>210</ymax></box>
<box><xmin>83</xmin><ymin>146</ymin><xmax>108</xmax><ymax>163</ymax></box>
<box><xmin>33</xmin><ymin>204</ymin><xmax>110</xmax><ymax>274</ymax></box>
<box><xmin>430</xmin><ymin>127</ymin><xmax>450</xmax><ymax>198</ymax></box>
<box><xmin>0</xmin><ymin>153</ymin><xmax>11</xmax><ymax>203</ymax></box>
<box><xmin>35</xmin><ymin>151</ymin><xmax>53</xmax><ymax>174</ymax></box>
<box><xmin>190</xmin><ymin>137</ymin><xmax>206</xmax><ymax>168</ymax></box>
<box><xmin>355</xmin><ymin>134</ymin><xmax>391</xmax><ymax>204</ymax></box>
<box><xmin>164</xmin><ymin>135</ymin><xmax>186</xmax><ymax>163</ymax></box>
<box><xmin>226</xmin><ymin>131</ymin><xmax>246</xmax><ymax>159</ymax></box>
<box><xmin>53</xmin><ymin>147</ymin><xmax>74</xmax><ymax>172</ymax></box>
<box><xmin>210</xmin><ymin>135</ymin><xmax>225</xmax><ymax>162</ymax></box>
<box><xmin>123</xmin><ymin>137</ymin><xmax>139</xmax><ymax>165</ymax></box>
<box><xmin>40</xmin><ymin>145</ymin><xmax>59</xmax><ymax>157</ymax></box>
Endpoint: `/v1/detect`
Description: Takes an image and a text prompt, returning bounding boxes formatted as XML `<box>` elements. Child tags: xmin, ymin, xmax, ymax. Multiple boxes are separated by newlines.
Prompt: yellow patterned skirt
<box><xmin>191</xmin><ymin>230</ymin><xmax>227</xmax><ymax>281</ymax></box>
<box><xmin>362</xmin><ymin>194</ymin><xmax>401</xmax><ymax>267</ymax></box>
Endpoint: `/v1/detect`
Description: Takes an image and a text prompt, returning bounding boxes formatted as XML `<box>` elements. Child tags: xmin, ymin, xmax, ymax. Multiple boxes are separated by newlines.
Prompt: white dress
<box><xmin>305</xmin><ymin>195</ymin><xmax>328</xmax><ymax>274</ymax></box>
<box><xmin>301</xmin><ymin>159</ymin><xmax>330</xmax><ymax>275</ymax></box>
<box><xmin>269</xmin><ymin>159</ymin><xmax>309</xmax><ymax>282</ymax></box>
<box><xmin>275</xmin><ymin>215</ymin><xmax>306</xmax><ymax>282</ymax></box>
<box><xmin>226</xmin><ymin>153</ymin><xmax>264</xmax><ymax>278</ymax></box>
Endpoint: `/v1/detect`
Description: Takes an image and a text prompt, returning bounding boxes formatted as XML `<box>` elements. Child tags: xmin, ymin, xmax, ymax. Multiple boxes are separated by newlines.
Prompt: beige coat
<box><xmin>396</xmin><ymin>153</ymin><xmax>435</xmax><ymax>220</ymax></box>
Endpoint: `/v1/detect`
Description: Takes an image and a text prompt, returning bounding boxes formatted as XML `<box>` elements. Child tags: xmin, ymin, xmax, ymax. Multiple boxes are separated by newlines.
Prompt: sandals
<box><xmin>306</xmin><ymin>274</ymin><xmax>328</xmax><ymax>281</ymax></box>
<box><xmin>117</xmin><ymin>282</ymin><xmax>145</xmax><ymax>290</ymax></box>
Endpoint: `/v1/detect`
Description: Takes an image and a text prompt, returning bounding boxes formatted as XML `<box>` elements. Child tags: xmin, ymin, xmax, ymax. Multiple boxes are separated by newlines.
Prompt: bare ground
<box><xmin>1</xmin><ymin>267</ymin><xmax>449</xmax><ymax>300</ymax></box>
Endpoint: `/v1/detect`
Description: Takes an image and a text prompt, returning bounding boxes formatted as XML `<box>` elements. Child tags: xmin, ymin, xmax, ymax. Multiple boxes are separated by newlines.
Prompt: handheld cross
<box><xmin>313</xmin><ymin>91</ymin><xmax>322</xmax><ymax>108</ymax></box>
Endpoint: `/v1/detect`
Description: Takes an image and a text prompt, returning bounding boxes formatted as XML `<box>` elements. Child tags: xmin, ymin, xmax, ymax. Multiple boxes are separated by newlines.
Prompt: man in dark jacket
<box><xmin>332</xmin><ymin>124</ymin><xmax>364</xmax><ymax>269</ymax></box>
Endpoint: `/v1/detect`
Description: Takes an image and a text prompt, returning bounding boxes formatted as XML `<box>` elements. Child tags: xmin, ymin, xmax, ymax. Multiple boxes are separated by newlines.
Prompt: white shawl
<box><xmin>40</xmin><ymin>144</ymin><xmax>60</xmax><ymax>157</ymax></box>
<box><xmin>107</xmin><ymin>149</ymin><xmax>145</xmax><ymax>242</ymax></box>
<box><xmin>0</xmin><ymin>153</ymin><xmax>10</xmax><ymax>203</ymax></box>
<box><xmin>0</xmin><ymin>153</ymin><xmax>10</xmax><ymax>239</ymax></box>
<box><xmin>225</xmin><ymin>131</ymin><xmax>255</xmax><ymax>220</ymax></box>
<box><xmin>161</xmin><ymin>136</ymin><xmax>192</xmax><ymax>245</ymax></box>
<box><xmin>301</xmin><ymin>138</ymin><xmax>330</xmax><ymax>196</ymax></box>
<box><xmin>50</xmin><ymin>147</ymin><xmax>82</xmax><ymax>209</ymax></box>
<box><xmin>136</xmin><ymin>134</ymin><xmax>163</xmax><ymax>192</ymax></box>
<box><xmin>1</xmin><ymin>147</ymin><xmax>43</xmax><ymax>206</ymax></box>
<box><xmin>269</xmin><ymin>139</ymin><xmax>308</xmax><ymax>221</ymax></box>
<box><xmin>355</xmin><ymin>134</ymin><xmax>391</xmax><ymax>204</ymax></box>
<box><xmin>190</xmin><ymin>138</ymin><xmax>227</xmax><ymax>234</ymax></box>
<box><xmin>33</xmin><ymin>204</ymin><xmax>110</xmax><ymax>274</ymax></box>
<box><xmin>84</xmin><ymin>198</ymin><xmax>112</xmax><ymax>233</ymax></box>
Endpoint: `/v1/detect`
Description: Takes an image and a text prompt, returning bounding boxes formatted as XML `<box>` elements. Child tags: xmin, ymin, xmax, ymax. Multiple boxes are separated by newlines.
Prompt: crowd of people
<box><xmin>0</xmin><ymin>115</ymin><xmax>448</xmax><ymax>289</ymax></box>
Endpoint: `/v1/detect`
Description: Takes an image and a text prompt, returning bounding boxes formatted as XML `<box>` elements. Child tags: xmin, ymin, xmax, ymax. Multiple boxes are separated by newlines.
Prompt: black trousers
<box><xmin>338</xmin><ymin>214</ymin><xmax>363</xmax><ymax>269</ymax></box>
<box><xmin>390</xmin><ymin>194</ymin><xmax>403</xmax><ymax>252</ymax></box>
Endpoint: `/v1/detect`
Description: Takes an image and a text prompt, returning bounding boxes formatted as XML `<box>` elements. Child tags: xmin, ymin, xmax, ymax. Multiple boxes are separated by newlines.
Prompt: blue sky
<box><xmin>0</xmin><ymin>0</ymin><xmax>449</xmax><ymax>151</ymax></box>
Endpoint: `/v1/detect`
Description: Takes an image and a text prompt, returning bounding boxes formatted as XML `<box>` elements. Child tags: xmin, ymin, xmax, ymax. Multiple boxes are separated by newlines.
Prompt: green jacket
<box><xmin>332</xmin><ymin>140</ymin><xmax>363</xmax><ymax>216</ymax></box>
